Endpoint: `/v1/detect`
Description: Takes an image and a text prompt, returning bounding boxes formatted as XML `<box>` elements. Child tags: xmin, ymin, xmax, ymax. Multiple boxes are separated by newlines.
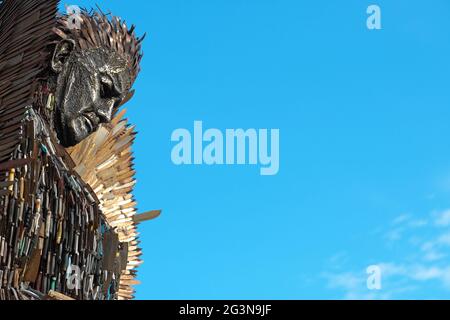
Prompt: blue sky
<box><xmin>62</xmin><ymin>0</ymin><xmax>450</xmax><ymax>299</ymax></box>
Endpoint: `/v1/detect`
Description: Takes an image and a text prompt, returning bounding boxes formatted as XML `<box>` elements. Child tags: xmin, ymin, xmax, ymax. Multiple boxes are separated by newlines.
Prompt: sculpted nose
<box><xmin>96</xmin><ymin>99</ymin><xmax>116</xmax><ymax>123</ymax></box>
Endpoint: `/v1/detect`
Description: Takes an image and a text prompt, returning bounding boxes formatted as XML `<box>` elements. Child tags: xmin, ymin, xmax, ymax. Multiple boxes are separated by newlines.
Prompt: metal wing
<box><xmin>67</xmin><ymin>108</ymin><xmax>154</xmax><ymax>300</ymax></box>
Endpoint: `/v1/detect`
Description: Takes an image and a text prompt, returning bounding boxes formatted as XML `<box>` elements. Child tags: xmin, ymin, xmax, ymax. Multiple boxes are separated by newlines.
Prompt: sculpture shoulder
<box><xmin>0</xmin><ymin>104</ymin><xmax>125</xmax><ymax>300</ymax></box>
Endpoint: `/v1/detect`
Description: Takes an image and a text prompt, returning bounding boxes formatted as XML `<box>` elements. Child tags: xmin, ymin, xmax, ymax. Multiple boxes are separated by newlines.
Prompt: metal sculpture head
<box><xmin>49</xmin><ymin>10</ymin><xmax>144</xmax><ymax>147</ymax></box>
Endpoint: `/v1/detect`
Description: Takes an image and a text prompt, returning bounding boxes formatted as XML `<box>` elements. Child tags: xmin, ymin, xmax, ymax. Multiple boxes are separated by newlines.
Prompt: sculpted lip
<box><xmin>83</xmin><ymin>115</ymin><xmax>93</xmax><ymax>132</ymax></box>
<box><xmin>83</xmin><ymin>112</ymin><xmax>99</xmax><ymax>133</ymax></box>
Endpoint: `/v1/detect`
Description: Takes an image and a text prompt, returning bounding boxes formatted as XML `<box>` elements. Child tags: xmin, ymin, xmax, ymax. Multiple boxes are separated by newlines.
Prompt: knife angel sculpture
<box><xmin>0</xmin><ymin>0</ymin><xmax>156</xmax><ymax>300</ymax></box>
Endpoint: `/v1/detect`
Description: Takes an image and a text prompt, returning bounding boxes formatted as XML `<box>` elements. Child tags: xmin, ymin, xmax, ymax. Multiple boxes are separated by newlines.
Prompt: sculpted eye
<box><xmin>100</xmin><ymin>74</ymin><xmax>118</xmax><ymax>99</ymax></box>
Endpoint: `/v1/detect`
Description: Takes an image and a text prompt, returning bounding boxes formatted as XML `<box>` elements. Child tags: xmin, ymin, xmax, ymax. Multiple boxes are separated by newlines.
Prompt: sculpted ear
<box><xmin>51</xmin><ymin>39</ymin><xmax>75</xmax><ymax>73</ymax></box>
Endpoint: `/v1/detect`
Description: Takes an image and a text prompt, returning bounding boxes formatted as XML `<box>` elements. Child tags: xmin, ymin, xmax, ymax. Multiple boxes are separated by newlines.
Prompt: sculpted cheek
<box><xmin>64</xmin><ymin>68</ymin><xmax>94</xmax><ymax>115</ymax></box>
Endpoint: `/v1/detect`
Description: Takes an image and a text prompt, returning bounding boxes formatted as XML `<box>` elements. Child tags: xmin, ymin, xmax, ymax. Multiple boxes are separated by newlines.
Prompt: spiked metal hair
<box><xmin>53</xmin><ymin>8</ymin><xmax>145</xmax><ymax>84</ymax></box>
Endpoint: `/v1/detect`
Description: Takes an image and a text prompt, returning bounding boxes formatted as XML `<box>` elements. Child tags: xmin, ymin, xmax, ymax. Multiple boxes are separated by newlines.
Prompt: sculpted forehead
<box><xmin>72</xmin><ymin>47</ymin><xmax>132</xmax><ymax>90</ymax></box>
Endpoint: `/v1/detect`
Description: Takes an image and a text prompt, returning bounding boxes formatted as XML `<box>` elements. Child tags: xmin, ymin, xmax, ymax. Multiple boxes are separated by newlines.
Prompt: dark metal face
<box><xmin>52</xmin><ymin>41</ymin><xmax>132</xmax><ymax>147</ymax></box>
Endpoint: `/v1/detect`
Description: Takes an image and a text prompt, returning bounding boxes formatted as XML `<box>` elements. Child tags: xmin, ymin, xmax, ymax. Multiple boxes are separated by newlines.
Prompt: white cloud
<box><xmin>403</xmin><ymin>265</ymin><xmax>450</xmax><ymax>289</ymax></box>
<box><xmin>324</xmin><ymin>208</ymin><xmax>450</xmax><ymax>299</ymax></box>
<box><xmin>378</xmin><ymin>262</ymin><xmax>408</xmax><ymax>276</ymax></box>
<box><xmin>325</xmin><ymin>272</ymin><xmax>362</xmax><ymax>291</ymax></box>
<box><xmin>434</xmin><ymin>209</ymin><xmax>450</xmax><ymax>227</ymax></box>
<box><xmin>423</xmin><ymin>250</ymin><xmax>445</xmax><ymax>262</ymax></box>
<box><xmin>408</xmin><ymin>219</ymin><xmax>428</xmax><ymax>228</ymax></box>
<box><xmin>411</xmin><ymin>266</ymin><xmax>443</xmax><ymax>281</ymax></box>
<box><xmin>437</xmin><ymin>233</ymin><xmax>450</xmax><ymax>246</ymax></box>
<box><xmin>323</xmin><ymin>264</ymin><xmax>416</xmax><ymax>300</ymax></box>
<box><xmin>392</xmin><ymin>214</ymin><xmax>410</xmax><ymax>225</ymax></box>
<box><xmin>384</xmin><ymin>228</ymin><xmax>403</xmax><ymax>242</ymax></box>
<box><xmin>417</xmin><ymin>232</ymin><xmax>450</xmax><ymax>262</ymax></box>
<box><xmin>324</xmin><ymin>262</ymin><xmax>450</xmax><ymax>299</ymax></box>
<box><xmin>383</xmin><ymin>215</ymin><xmax>429</xmax><ymax>243</ymax></box>
<box><xmin>323</xmin><ymin>270</ymin><xmax>387</xmax><ymax>300</ymax></box>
